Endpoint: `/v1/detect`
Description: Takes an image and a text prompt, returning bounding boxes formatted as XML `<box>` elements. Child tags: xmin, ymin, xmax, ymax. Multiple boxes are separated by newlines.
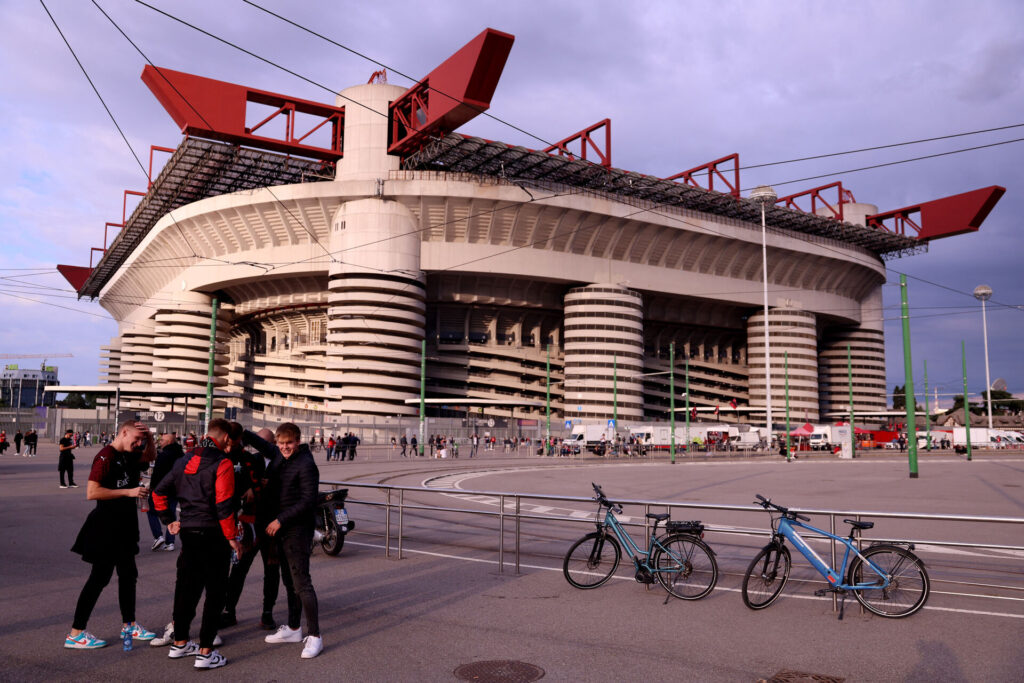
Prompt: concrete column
<box><xmin>747</xmin><ymin>307</ymin><xmax>820</xmax><ymax>422</ymax></box>
<box><xmin>326</xmin><ymin>198</ymin><xmax>424</xmax><ymax>416</ymax></box>
<box><xmin>563</xmin><ymin>284</ymin><xmax>644</xmax><ymax>420</ymax></box>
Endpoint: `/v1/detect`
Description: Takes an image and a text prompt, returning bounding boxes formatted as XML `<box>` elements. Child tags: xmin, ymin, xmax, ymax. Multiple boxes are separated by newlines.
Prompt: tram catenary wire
<box><xmin>43</xmin><ymin>3</ymin><xmax>1023</xmax><ymax>323</ymax></box>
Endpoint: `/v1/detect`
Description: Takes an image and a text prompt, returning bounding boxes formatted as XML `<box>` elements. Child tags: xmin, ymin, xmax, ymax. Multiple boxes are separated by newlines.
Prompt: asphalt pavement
<box><xmin>1</xmin><ymin>443</ymin><xmax>1022</xmax><ymax>682</ymax></box>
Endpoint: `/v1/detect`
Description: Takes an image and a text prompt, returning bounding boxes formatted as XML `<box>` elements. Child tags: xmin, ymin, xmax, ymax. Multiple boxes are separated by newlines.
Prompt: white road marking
<box><xmin>344</xmin><ymin>540</ymin><xmax>1024</xmax><ymax>620</ymax></box>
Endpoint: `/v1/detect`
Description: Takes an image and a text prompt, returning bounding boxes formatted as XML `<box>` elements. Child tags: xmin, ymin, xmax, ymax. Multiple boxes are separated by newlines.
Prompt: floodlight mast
<box><xmin>750</xmin><ymin>185</ymin><xmax>778</xmax><ymax>440</ymax></box>
<box><xmin>973</xmin><ymin>284</ymin><xmax>994</xmax><ymax>435</ymax></box>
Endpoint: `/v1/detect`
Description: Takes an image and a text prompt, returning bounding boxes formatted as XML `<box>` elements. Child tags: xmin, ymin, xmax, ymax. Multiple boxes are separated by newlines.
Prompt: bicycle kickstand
<box><xmin>813</xmin><ymin>587</ymin><xmax>847</xmax><ymax>621</ymax></box>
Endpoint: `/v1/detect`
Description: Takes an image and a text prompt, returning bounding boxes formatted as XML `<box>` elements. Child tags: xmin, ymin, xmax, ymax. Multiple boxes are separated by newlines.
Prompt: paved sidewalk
<box><xmin>1</xmin><ymin>444</ymin><xmax>1021</xmax><ymax>681</ymax></box>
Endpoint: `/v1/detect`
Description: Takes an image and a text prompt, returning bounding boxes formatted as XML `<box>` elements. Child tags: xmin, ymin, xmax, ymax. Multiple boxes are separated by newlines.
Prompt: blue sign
<box><xmin>564</xmin><ymin>420</ymin><xmax>572</xmax><ymax>429</ymax></box>
<box><xmin>607</xmin><ymin>419</ymin><xmax>616</xmax><ymax>428</ymax></box>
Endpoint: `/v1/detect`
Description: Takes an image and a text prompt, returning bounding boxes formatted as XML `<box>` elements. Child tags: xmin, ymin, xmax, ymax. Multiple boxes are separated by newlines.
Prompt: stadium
<box><xmin>57</xmin><ymin>28</ymin><xmax>1003</xmax><ymax>429</ymax></box>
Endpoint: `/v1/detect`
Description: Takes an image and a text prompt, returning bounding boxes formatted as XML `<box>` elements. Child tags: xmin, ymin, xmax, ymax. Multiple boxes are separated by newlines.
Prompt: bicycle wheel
<box><xmin>741</xmin><ymin>543</ymin><xmax>791</xmax><ymax>610</ymax></box>
<box><xmin>848</xmin><ymin>545</ymin><xmax>930</xmax><ymax>618</ymax></box>
<box><xmin>563</xmin><ymin>532</ymin><xmax>621</xmax><ymax>589</ymax></box>
<box><xmin>652</xmin><ymin>534</ymin><xmax>718</xmax><ymax>600</ymax></box>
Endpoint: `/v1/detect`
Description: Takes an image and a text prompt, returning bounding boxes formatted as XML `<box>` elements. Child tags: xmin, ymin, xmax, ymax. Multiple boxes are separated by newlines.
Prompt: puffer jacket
<box><xmin>274</xmin><ymin>444</ymin><xmax>319</xmax><ymax>533</ymax></box>
<box><xmin>154</xmin><ymin>445</ymin><xmax>236</xmax><ymax>540</ymax></box>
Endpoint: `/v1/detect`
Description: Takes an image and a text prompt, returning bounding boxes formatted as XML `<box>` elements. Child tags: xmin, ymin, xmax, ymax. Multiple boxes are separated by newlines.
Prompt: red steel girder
<box><xmin>776</xmin><ymin>181</ymin><xmax>855</xmax><ymax>222</ymax></box>
<box><xmin>389</xmin><ymin>28</ymin><xmax>514</xmax><ymax>156</ymax></box>
<box><xmin>541</xmin><ymin>119</ymin><xmax>611</xmax><ymax>168</ymax></box>
<box><xmin>667</xmin><ymin>154</ymin><xmax>740</xmax><ymax>198</ymax></box>
<box><xmin>865</xmin><ymin>186</ymin><xmax>1005</xmax><ymax>240</ymax></box>
<box><xmin>142</xmin><ymin>65</ymin><xmax>345</xmax><ymax>160</ymax></box>
<box><xmin>56</xmin><ymin>265</ymin><xmax>93</xmax><ymax>292</ymax></box>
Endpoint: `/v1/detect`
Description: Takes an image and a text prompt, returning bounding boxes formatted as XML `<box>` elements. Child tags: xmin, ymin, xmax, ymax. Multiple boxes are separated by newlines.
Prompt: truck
<box><xmin>629</xmin><ymin>424</ymin><xmax>745</xmax><ymax>451</ymax></box>
<box><xmin>568</xmin><ymin>424</ymin><xmax>616</xmax><ymax>454</ymax></box>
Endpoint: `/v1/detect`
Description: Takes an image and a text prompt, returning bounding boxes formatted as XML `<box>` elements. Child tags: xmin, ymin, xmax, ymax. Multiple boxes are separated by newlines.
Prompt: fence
<box><xmin>324</xmin><ymin>480</ymin><xmax>1024</xmax><ymax>614</ymax></box>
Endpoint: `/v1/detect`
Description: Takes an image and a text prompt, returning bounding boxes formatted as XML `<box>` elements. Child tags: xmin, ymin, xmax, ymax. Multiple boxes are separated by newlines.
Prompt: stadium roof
<box><xmin>78</xmin><ymin>137</ymin><xmax>333</xmax><ymax>299</ymax></box>
<box><xmin>403</xmin><ymin>133</ymin><xmax>923</xmax><ymax>256</ymax></box>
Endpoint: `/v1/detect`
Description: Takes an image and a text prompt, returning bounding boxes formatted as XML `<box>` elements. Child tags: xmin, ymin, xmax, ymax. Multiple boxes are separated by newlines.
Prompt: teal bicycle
<box><xmin>563</xmin><ymin>484</ymin><xmax>718</xmax><ymax>600</ymax></box>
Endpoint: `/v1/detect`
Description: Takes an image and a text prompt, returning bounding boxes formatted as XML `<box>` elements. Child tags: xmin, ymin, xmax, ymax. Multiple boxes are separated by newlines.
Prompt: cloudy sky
<box><xmin>2</xmin><ymin>0</ymin><xmax>1021</xmax><ymax>409</ymax></box>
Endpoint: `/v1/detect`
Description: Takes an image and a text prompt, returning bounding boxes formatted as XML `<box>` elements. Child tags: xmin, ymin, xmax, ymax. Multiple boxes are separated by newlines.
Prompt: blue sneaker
<box><xmin>65</xmin><ymin>631</ymin><xmax>108</xmax><ymax>649</ymax></box>
<box><xmin>127</xmin><ymin>623</ymin><xmax>157</xmax><ymax>641</ymax></box>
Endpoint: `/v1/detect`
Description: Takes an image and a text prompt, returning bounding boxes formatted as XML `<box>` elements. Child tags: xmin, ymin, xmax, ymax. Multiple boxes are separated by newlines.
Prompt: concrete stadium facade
<box><xmin>94</xmin><ymin>80</ymin><xmax>893</xmax><ymax>426</ymax></box>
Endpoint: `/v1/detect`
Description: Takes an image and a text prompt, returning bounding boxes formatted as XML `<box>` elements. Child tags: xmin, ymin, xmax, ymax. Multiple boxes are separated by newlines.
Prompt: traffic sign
<box><xmin>607</xmin><ymin>419</ymin><xmax>616</xmax><ymax>429</ymax></box>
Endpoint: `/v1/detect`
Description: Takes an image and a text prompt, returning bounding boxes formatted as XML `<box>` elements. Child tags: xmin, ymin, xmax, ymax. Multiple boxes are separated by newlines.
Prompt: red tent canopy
<box><xmin>789</xmin><ymin>422</ymin><xmax>814</xmax><ymax>437</ymax></box>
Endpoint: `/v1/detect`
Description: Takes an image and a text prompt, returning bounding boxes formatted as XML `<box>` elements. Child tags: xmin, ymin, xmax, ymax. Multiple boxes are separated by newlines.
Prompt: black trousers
<box><xmin>224</xmin><ymin>532</ymin><xmax>280</xmax><ymax>616</ymax></box>
<box><xmin>279</xmin><ymin>528</ymin><xmax>319</xmax><ymax>636</ymax></box>
<box><xmin>72</xmin><ymin>555</ymin><xmax>137</xmax><ymax>629</ymax></box>
<box><xmin>173</xmin><ymin>528</ymin><xmax>230</xmax><ymax>649</ymax></box>
<box><xmin>59</xmin><ymin>455</ymin><xmax>75</xmax><ymax>486</ymax></box>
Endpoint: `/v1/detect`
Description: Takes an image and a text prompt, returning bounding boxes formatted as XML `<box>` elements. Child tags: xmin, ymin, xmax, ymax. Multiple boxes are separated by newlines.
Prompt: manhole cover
<box><xmin>762</xmin><ymin>670</ymin><xmax>845</xmax><ymax>683</ymax></box>
<box><xmin>454</xmin><ymin>660</ymin><xmax>545</xmax><ymax>682</ymax></box>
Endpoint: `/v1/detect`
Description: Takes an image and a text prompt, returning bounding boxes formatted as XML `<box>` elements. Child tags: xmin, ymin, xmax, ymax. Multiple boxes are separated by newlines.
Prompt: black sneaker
<box><xmin>219</xmin><ymin>612</ymin><xmax>237</xmax><ymax>628</ymax></box>
<box><xmin>259</xmin><ymin>612</ymin><xmax>277</xmax><ymax>630</ymax></box>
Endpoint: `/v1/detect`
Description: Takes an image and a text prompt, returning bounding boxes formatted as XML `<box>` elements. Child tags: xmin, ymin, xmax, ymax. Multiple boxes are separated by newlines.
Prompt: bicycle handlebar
<box><xmin>591</xmin><ymin>483</ymin><xmax>623</xmax><ymax>513</ymax></box>
<box><xmin>754</xmin><ymin>493</ymin><xmax>810</xmax><ymax>522</ymax></box>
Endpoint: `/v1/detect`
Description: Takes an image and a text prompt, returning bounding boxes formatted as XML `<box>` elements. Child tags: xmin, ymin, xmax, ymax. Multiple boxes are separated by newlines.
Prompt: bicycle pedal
<box><xmin>813</xmin><ymin>588</ymin><xmax>841</xmax><ymax>597</ymax></box>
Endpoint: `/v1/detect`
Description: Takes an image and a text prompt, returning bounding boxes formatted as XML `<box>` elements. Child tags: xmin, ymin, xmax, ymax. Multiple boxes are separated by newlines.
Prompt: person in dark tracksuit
<box><xmin>263</xmin><ymin>422</ymin><xmax>323</xmax><ymax>659</ymax></box>
<box><xmin>221</xmin><ymin>424</ymin><xmax>280</xmax><ymax>630</ymax></box>
<box><xmin>153</xmin><ymin>419</ymin><xmax>240</xmax><ymax>670</ymax></box>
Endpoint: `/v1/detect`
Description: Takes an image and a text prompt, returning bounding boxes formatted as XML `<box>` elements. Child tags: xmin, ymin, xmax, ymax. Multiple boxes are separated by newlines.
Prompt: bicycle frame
<box><xmin>775</xmin><ymin>516</ymin><xmax>890</xmax><ymax>591</ymax></box>
<box><xmin>598</xmin><ymin>506</ymin><xmax>676</xmax><ymax>573</ymax></box>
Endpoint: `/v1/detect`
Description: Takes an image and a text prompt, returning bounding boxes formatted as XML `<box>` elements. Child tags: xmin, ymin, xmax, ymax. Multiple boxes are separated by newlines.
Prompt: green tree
<box><xmin>61</xmin><ymin>392</ymin><xmax>97</xmax><ymax>409</ymax></box>
<box><xmin>891</xmin><ymin>384</ymin><xmax>920</xmax><ymax>411</ymax></box>
<box><xmin>980</xmin><ymin>389</ymin><xmax>1024</xmax><ymax>415</ymax></box>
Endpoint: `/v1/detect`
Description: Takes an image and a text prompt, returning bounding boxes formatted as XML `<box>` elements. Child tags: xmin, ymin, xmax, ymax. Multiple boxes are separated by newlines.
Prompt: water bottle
<box><xmin>122</xmin><ymin>625</ymin><xmax>133</xmax><ymax>651</ymax></box>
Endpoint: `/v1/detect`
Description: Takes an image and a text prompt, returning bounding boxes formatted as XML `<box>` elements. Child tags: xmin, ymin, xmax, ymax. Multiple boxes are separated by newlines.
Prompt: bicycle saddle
<box><xmin>844</xmin><ymin>519</ymin><xmax>874</xmax><ymax>530</ymax></box>
<box><xmin>646</xmin><ymin>513</ymin><xmax>671</xmax><ymax>521</ymax></box>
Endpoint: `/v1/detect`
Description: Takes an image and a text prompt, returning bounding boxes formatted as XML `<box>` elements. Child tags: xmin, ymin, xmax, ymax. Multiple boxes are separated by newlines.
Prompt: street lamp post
<box><xmin>750</xmin><ymin>185</ymin><xmax>777</xmax><ymax>441</ymax></box>
<box><xmin>973</xmin><ymin>285</ymin><xmax>994</xmax><ymax>437</ymax></box>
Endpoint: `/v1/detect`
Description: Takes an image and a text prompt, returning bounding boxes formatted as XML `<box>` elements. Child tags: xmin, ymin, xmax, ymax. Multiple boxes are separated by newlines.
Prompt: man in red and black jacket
<box><xmin>153</xmin><ymin>418</ymin><xmax>240</xmax><ymax>670</ymax></box>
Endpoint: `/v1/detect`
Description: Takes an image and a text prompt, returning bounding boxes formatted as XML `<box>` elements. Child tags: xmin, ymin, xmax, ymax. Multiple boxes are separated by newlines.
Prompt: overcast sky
<box><xmin>2</xmin><ymin>0</ymin><xmax>1021</xmax><ymax>409</ymax></box>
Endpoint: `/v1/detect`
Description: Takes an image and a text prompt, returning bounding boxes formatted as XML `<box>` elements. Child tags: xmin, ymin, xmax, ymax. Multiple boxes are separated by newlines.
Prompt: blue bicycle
<box><xmin>563</xmin><ymin>484</ymin><xmax>718</xmax><ymax>600</ymax></box>
<box><xmin>742</xmin><ymin>495</ymin><xmax>930</xmax><ymax>617</ymax></box>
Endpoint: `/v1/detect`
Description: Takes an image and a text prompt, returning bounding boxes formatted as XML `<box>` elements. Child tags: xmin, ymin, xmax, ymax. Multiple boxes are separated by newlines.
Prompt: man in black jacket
<box><xmin>263</xmin><ymin>422</ymin><xmax>323</xmax><ymax>659</ymax></box>
<box><xmin>153</xmin><ymin>418</ymin><xmax>240</xmax><ymax>670</ymax></box>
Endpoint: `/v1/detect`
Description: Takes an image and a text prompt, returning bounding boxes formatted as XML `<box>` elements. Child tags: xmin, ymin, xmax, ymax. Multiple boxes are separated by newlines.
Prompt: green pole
<box><xmin>204</xmin><ymin>296</ymin><xmax>219</xmax><ymax>427</ymax></box>
<box><xmin>923</xmin><ymin>359</ymin><xmax>931</xmax><ymax>451</ymax></box>
<box><xmin>670</xmin><ymin>342</ymin><xmax>676</xmax><ymax>464</ymax></box>
<box><xmin>899</xmin><ymin>274</ymin><xmax>919</xmax><ymax>478</ymax></box>
<box><xmin>684</xmin><ymin>357</ymin><xmax>691</xmax><ymax>457</ymax></box>
<box><xmin>847</xmin><ymin>343</ymin><xmax>856</xmax><ymax>459</ymax></box>
<box><xmin>785</xmin><ymin>350</ymin><xmax>791</xmax><ymax>462</ymax></box>
<box><xmin>962</xmin><ymin>341</ymin><xmax>972</xmax><ymax>462</ymax></box>
<box><xmin>419</xmin><ymin>338</ymin><xmax>426</xmax><ymax>456</ymax></box>
<box><xmin>612</xmin><ymin>354</ymin><xmax>618</xmax><ymax>434</ymax></box>
<box><xmin>545</xmin><ymin>343</ymin><xmax>551</xmax><ymax>447</ymax></box>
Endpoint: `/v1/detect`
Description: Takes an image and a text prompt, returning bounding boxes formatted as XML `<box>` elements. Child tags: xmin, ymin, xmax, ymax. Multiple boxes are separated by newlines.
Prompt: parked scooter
<box><xmin>313</xmin><ymin>488</ymin><xmax>355</xmax><ymax>555</ymax></box>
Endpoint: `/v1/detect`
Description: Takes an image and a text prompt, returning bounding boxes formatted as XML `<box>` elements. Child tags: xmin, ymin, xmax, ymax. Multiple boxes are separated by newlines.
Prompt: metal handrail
<box><xmin>322</xmin><ymin>479</ymin><xmax>1024</xmax><ymax>611</ymax></box>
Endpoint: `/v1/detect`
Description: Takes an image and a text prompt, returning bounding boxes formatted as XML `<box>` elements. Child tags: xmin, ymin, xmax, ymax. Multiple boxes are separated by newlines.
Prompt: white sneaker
<box><xmin>213</xmin><ymin>634</ymin><xmax>223</xmax><ymax>647</ymax></box>
<box><xmin>265</xmin><ymin>625</ymin><xmax>303</xmax><ymax>644</ymax></box>
<box><xmin>194</xmin><ymin>650</ymin><xmax>227</xmax><ymax>669</ymax></box>
<box><xmin>150</xmin><ymin>622</ymin><xmax>174</xmax><ymax>647</ymax></box>
<box><xmin>168</xmin><ymin>641</ymin><xmax>199</xmax><ymax>658</ymax></box>
<box><xmin>151</xmin><ymin>537</ymin><xmax>166</xmax><ymax>551</ymax></box>
<box><xmin>301</xmin><ymin>635</ymin><xmax>323</xmax><ymax>659</ymax></box>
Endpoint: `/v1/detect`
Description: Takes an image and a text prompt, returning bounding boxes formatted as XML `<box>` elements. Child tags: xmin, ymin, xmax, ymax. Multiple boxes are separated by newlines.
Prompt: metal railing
<box><xmin>324</xmin><ymin>479</ymin><xmax>1024</xmax><ymax>612</ymax></box>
